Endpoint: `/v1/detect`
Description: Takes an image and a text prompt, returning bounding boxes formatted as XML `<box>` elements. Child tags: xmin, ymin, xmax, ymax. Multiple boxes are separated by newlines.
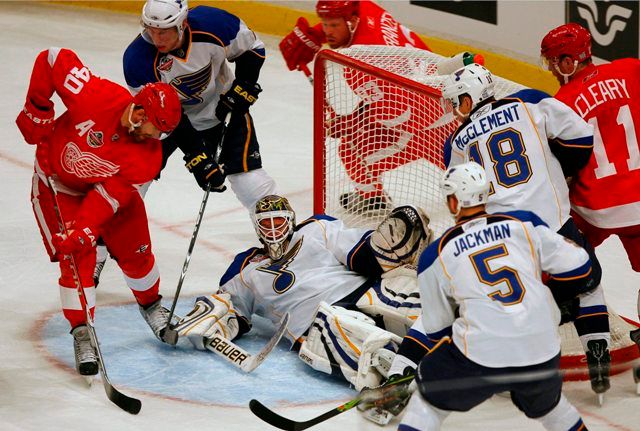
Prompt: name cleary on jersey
<box><xmin>453</xmin><ymin>223</ymin><xmax>512</xmax><ymax>256</ymax></box>
<box><xmin>573</xmin><ymin>78</ymin><xmax>629</xmax><ymax>118</ymax></box>
<box><xmin>453</xmin><ymin>105</ymin><xmax>520</xmax><ymax>150</ymax></box>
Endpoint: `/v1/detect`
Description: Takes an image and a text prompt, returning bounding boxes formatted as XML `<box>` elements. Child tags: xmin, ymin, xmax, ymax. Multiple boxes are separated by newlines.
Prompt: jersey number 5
<box><xmin>470</xmin><ymin>244</ymin><xmax>526</xmax><ymax>305</ymax></box>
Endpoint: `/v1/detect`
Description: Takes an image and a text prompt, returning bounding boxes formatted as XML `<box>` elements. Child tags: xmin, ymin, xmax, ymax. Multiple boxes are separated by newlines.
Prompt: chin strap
<box><xmin>554</xmin><ymin>60</ymin><xmax>578</xmax><ymax>85</ymax></box>
<box><xmin>127</xmin><ymin>104</ymin><xmax>142</xmax><ymax>132</ymax></box>
<box><xmin>344</xmin><ymin>17</ymin><xmax>359</xmax><ymax>48</ymax></box>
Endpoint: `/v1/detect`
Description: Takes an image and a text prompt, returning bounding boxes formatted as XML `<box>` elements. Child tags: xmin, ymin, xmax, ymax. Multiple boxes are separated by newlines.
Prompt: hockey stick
<box><xmin>47</xmin><ymin>176</ymin><xmax>141</xmax><ymax>415</ymax></box>
<box><xmin>205</xmin><ymin>312</ymin><xmax>290</xmax><ymax>373</ymax></box>
<box><xmin>162</xmin><ymin>113</ymin><xmax>231</xmax><ymax>345</ymax></box>
<box><xmin>249</xmin><ymin>373</ymin><xmax>414</xmax><ymax>430</ymax></box>
<box><xmin>298</xmin><ymin>64</ymin><xmax>314</xmax><ymax>85</ymax></box>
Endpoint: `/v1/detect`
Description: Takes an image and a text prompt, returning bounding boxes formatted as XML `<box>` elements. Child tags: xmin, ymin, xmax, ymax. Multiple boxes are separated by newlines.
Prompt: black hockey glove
<box><xmin>215</xmin><ymin>79</ymin><xmax>262</xmax><ymax>122</ymax></box>
<box><xmin>184</xmin><ymin>151</ymin><xmax>226</xmax><ymax>192</ymax></box>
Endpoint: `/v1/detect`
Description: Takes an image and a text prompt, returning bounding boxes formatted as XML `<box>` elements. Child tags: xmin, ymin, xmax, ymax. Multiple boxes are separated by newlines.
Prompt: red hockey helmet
<box><xmin>541</xmin><ymin>23</ymin><xmax>592</xmax><ymax>63</ymax></box>
<box><xmin>316</xmin><ymin>0</ymin><xmax>359</xmax><ymax>19</ymax></box>
<box><xmin>133</xmin><ymin>82</ymin><xmax>181</xmax><ymax>133</ymax></box>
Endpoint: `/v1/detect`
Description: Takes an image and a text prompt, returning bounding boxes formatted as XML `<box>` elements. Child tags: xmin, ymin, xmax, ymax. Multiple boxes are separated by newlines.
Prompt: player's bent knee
<box><xmin>355</xmin><ymin>264</ymin><xmax>421</xmax><ymax>336</ymax></box>
<box><xmin>535</xmin><ymin>394</ymin><xmax>583</xmax><ymax>431</ymax></box>
<box><xmin>298</xmin><ymin>302</ymin><xmax>402</xmax><ymax>390</ymax></box>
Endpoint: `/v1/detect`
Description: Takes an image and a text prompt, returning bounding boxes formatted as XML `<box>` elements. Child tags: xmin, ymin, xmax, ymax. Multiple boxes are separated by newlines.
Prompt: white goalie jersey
<box><xmin>218</xmin><ymin>215</ymin><xmax>373</xmax><ymax>344</ymax></box>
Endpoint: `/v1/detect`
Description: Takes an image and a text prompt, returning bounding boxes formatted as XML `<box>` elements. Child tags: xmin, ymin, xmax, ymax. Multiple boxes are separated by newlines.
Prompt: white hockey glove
<box><xmin>173</xmin><ymin>293</ymin><xmax>240</xmax><ymax>350</ymax></box>
<box><xmin>299</xmin><ymin>302</ymin><xmax>402</xmax><ymax>391</ymax></box>
<box><xmin>370</xmin><ymin>205</ymin><xmax>433</xmax><ymax>272</ymax></box>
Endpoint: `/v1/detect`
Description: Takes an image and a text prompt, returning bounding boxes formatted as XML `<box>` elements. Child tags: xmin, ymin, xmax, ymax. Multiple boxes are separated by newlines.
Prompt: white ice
<box><xmin>1</xmin><ymin>3</ymin><xmax>639</xmax><ymax>430</ymax></box>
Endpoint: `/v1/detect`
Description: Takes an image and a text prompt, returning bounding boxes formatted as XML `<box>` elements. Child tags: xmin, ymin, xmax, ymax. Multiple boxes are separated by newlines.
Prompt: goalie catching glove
<box><xmin>173</xmin><ymin>293</ymin><xmax>249</xmax><ymax>350</ymax></box>
<box><xmin>215</xmin><ymin>79</ymin><xmax>262</xmax><ymax>122</ymax></box>
<box><xmin>369</xmin><ymin>205</ymin><xmax>433</xmax><ymax>272</ymax></box>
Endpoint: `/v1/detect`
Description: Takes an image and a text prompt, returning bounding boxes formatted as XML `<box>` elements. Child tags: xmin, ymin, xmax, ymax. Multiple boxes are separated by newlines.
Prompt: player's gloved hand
<box><xmin>215</xmin><ymin>79</ymin><xmax>262</xmax><ymax>122</ymax></box>
<box><xmin>16</xmin><ymin>98</ymin><xmax>55</xmax><ymax>145</ymax></box>
<box><xmin>53</xmin><ymin>226</ymin><xmax>97</xmax><ymax>255</ymax></box>
<box><xmin>184</xmin><ymin>151</ymin><xmax>226</xmax><ymax>192</ymax></box>
<box><xmin>358</xmin><ymin>368</ymin><xmax>415</xmax><ymax>425</ymax></box>
<box><xmin>557</xmin><ymin>297</ymin><xmax>580</xmax><ymax>325</ymax></box>
<box><xmin>279</xmin><ymin>17</ymin><xmax>324</xmax><ymax>71</ymax></box>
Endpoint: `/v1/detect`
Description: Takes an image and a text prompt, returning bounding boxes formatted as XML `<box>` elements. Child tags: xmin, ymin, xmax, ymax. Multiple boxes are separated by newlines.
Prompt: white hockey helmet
<box><xmin>253</xmin><ymin>195</ymin><xmax>296</xmax><ymax>261</ymax></box>
<box><xmin>441</xmin><ymin>63</ymin><xmax>495</xmax><ymax>111</ymax></box>
<box><xmin>441</xmin><ymin>162</ymin><xmax>490</xmax><ymax>210</ymax></box>
<box><xmin>142</xmin><ymin>0</ymin><xmax>188</xmax><ymax>32</ymax></box>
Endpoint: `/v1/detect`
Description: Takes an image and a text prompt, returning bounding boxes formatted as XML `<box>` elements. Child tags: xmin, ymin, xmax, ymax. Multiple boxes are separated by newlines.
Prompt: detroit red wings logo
<box><xmin>61</xmin><ymin>142</ymin><xmax>120</xmax><ymax>178</ymax></box>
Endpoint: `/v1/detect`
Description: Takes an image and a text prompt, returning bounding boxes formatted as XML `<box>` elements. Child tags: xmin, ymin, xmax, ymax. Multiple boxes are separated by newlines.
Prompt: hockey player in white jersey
<box><xmin>440</xmin><ymin>63</ymin><xmax>611</xmax><ymax>399</ymax></box>
<box><xmin>174</xmin><ymin>194</ymin><xmax>432</xmax><ymax>390</ymax></box>
<box><xmin>359</xmin><ymin>162</ymin><xmax>594</xmax><ymax>430</ymax></box>
<box><xmin>124</xmin><ymin>0</ymin><xmax>277</xmax><ymax>204</ymax></box>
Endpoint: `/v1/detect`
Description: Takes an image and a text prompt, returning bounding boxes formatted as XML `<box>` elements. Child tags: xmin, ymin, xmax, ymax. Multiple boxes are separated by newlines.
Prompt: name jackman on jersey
<box><xmin>454</xmin><ymin>105</ymin><xmax>520</xmax><ymax>150</ymax></box>
<box><xmin>453</xmin><ymin>224</ymin><xmax>511</xmax><ymax>256</ymax></box>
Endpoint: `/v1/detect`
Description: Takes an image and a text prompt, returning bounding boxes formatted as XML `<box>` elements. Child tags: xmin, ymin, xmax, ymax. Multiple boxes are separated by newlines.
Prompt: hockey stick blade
<box><xmin>104</xmin><ymin>380</ymin><xmax>142</xmax><ymax>415</ymax></box>
<box><xmin>249</xmin><ymin>374</ymin><xmax>415</xmax><ymax>430</ymax></box>
<box><xmin>205</xmin><ymin>312</ymin><xmax>290</xmax><ymax>373</ymax></box>
<box><xmin>249</xmin><ymin>397</ymin><xmax>359</xmax><ymax>431</ymax></box>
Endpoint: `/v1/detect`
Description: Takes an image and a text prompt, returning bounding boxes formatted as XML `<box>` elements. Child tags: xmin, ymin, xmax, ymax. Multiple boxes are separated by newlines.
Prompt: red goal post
<box><xmin>312</xmin><ymin>45</ymin><xmax>639</xmax><ymax>381</ymax></box>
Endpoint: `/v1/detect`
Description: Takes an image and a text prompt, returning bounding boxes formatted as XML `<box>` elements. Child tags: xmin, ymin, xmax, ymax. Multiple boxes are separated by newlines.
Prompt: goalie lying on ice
<box><xmin>175</xmin><ymin>194</ymin><xmax>432</xmax><ymax>389</ymax></box>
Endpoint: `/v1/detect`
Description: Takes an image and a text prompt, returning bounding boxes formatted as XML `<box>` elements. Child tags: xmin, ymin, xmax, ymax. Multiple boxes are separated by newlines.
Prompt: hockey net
<box><xmin>313</xmin><ymin>45</ymin><xmax>639</xmax><ymax>380</ymax></box>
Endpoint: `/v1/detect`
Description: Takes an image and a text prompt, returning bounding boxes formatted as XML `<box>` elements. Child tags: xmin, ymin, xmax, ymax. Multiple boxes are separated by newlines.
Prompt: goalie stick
<box><xmin>249</xmin><ymin>373</ymin><xmax>414</xmax><ymax>430</ymax></box>
<box><xmin>205</xmin><ymin>312</ymin><xmax>290</xmax><ymax>373</ymax></box>
<box><xmin>47</xmin><ymin>176</ymin><xmax>141</xmax><ymax>415</ymax></box>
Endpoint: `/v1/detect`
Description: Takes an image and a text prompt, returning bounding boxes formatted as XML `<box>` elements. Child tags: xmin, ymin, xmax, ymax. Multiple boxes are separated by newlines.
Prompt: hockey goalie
<box><xmin>174</xmin><ymin>194</ymin><xmax>433</xmax><ymax>389</ymax></box>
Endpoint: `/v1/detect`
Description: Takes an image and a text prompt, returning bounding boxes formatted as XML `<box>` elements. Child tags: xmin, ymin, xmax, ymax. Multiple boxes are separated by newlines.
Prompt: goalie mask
<box><xmin>253</xmin><ymin>195</ymin><xmax>296</xmax><ymax>261</ymax></box>
<box><xmin>441</xmin><ymin>63</ymin><xmax>495</xmax><ymax>115</ymax></box>
<box><xmin>441</xmin><ymin>161</ymin><xmax>490</xmax><ymax>215</ymax></box>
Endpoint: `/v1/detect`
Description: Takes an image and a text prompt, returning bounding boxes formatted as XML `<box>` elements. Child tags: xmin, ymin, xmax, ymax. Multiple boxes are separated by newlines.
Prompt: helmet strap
<box><xmin>127</xmin><ymin>104</ymin><xmax>143</xmax><ymax>132</ymax></box>
<box><xmin>345</xmin><ymin>16</ymin><xmax>359</xmax><ymax>47</ymax></box>
<box><xmin>554</xmin><ymin>59</ymin><xmax>578</xmax><ymax>85</ymax></box>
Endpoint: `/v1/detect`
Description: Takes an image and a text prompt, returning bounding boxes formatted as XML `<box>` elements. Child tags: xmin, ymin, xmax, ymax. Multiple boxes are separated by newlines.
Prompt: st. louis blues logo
<box><xmin>87</xmin><ymin>130</ymin><xmax>104</xmax><ymax>148</ymax></box>
<box><xmin>169</xmin><ymin>60</ymin><xmax>213</xmax><ymax>105</ymax></box>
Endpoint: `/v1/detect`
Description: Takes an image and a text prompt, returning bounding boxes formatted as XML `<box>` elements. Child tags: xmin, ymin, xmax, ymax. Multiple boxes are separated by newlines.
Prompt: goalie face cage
<box><xmin>313</xmin><ymin>45</ymin><xmax>639</xmax><ymax>380</ymax></box>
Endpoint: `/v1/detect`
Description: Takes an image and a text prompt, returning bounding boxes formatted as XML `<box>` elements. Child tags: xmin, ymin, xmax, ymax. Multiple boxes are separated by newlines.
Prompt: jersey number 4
<box><xmin>590</xmin><ymin>104</ymin><xmax>640</xmax><ymax>179</ymax></box>
<box><xmin>470</xmin><ymin>244</ymin><xmax>526</xmax><ymax>306</ymax></box>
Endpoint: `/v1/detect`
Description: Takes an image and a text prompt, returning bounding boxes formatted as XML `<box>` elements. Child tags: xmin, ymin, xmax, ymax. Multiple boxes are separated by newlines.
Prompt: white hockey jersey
<box><xmin>123</xmin><ymin>6</ymin><xmax>265</xmax><ymax>131</ymax></box>
<box><xmin>418</xmin><ymin>211</ymin><xmax>591</xmax><ymax>368</ymax></box>
<box><xmin>445</xmin><ymin>89</ymin><xmax>594</xmax><ymax>231</ymax></box>
<box><xmin>219</xmin><ymin>215</ymin><xmax>373</xmax><ymax>345</ymax></box>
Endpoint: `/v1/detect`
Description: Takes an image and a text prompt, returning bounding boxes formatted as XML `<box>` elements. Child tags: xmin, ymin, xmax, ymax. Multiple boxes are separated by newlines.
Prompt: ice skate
<box><xmin>340</xmin><ymin>191</ymin><xmax>391</xmax><ymax>215</ymax></box>
<box><xmin>586</xmin><ymin>339</ymin><xmax>610</xmax><ymax>405</ymax></box>
<box><xmin>139</xmin><ymin>296</ymin><xmax>171</xmax><ymax>341</ymax></box>
<box><xmin>71</xmin><ymin>325</ymin><xmax>98</xmax><ymax>379</ymax></box>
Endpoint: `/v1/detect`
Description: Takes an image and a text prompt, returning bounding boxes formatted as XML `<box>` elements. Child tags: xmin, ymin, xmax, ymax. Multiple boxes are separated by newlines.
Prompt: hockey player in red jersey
<box><xmin>541</xmin><ymin>23</ymin><xmax>640</xmax><ymax>387</ymax></box>
<box><xmin>281</xmin><ymin>0</ymin><xmax>440</xmax><ymax>213</ymax></box>
<box><xmin>280</xmin><ymin>0</ymin><xmax>429</xmax><ymax>77</ymax></box>
<box><xmin>16</xmin><ymin>48</ymin><xmax>181</xmax><ymax>376</ymax></box>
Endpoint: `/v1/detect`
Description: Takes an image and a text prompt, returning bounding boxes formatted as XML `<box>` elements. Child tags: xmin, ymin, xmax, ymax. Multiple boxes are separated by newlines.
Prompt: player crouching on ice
<box><xmin>174</xmin><ymin>194</ymin><xmax>431</xmax><ymax>389</ymax></box>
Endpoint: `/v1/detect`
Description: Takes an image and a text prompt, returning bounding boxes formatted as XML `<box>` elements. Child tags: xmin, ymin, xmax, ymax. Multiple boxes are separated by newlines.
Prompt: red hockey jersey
<box><xmin>555</xmin><ymin>59</ymin><xmax>640</xmax><ymax>229</ymax></box>
<box><xmin>25</xmin><ymin>48</ymin><xmax>162</xmax><ymax>231</ymax></box>
<box><xmin>350</xmin><ymin>0</ymin><xmax>429</xmax><ymax>49</ymax></box>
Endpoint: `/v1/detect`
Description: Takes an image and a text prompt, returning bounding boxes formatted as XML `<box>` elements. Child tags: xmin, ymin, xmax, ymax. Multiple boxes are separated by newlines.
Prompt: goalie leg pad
<box><xmin>369</xmin><ymin>205</ymin><xmax>433</xmax><ymax>271</ymax></box>
<box><xmin>356</xmin><ymin>264</ymin><xmax>421</xmax><ymax>336</ymax></box>
<box><xmin>298</xmin><ymin>302</ymin><xmax>402</xmax><ymax>390</ymax></box>
<box><xmin>173</xmin><ymin>293</ymin><xmax>240</xmax><ymax>350</ymax></box>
